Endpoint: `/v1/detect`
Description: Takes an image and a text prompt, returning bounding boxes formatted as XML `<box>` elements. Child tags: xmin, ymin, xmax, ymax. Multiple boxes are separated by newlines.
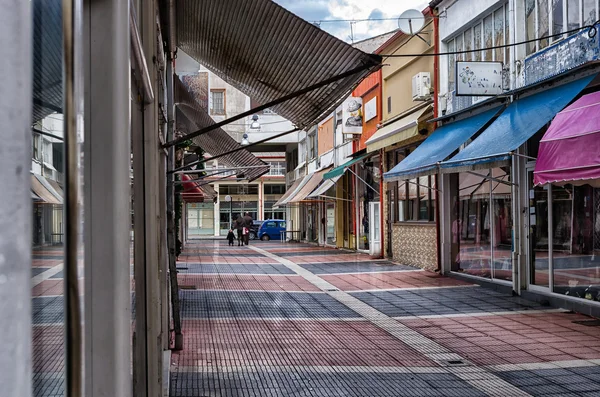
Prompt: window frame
<box><xmin>210</xmin><ymin>88</ymin><xmax>226</xmax><ymax>115</ymax></box>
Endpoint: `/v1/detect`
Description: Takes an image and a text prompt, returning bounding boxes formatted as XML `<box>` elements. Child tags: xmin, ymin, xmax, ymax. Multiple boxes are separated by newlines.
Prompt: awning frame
<box><xmin>346</xmin><ymin>167</ymin><xmax>380</xmax><ymax>196</ymax></box>
<box><xmin>164</xmin><ymin>63</ymin><xmax>378</xmax><ymax>149</ymax></box>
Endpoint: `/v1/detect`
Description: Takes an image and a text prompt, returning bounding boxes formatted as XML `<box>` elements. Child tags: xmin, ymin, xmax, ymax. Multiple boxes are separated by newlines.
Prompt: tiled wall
<box><xmin>391</xmin><ymin>223</ymin><xmax>437</xmax><ymax>271</ymax></box>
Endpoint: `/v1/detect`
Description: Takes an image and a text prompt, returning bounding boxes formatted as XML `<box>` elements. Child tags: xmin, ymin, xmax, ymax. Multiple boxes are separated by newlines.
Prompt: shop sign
<box><xmin>342</xmin><ymin>96</ymin><xmax>363</xmax><ymax>134</ymax></box>
<box><xmin>455</xmin><ymin>61</ymin><xmax>503</xmax><ymax>96</ymax></box>
<box><xmin>364</xmin><ymin>97</ymin><xmax>377</xmax><ymax>122</ymax></box>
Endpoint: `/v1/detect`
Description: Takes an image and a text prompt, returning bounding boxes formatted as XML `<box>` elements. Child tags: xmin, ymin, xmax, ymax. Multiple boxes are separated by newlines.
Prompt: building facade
<box><xmin>382</xmin><ymin>0</ymin><xmax>600</xmax><ymax>314</ymax></box>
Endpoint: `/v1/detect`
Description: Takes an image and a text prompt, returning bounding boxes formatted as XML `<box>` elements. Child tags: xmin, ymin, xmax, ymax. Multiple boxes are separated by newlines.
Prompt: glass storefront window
<box><xmin>552</xmin><ymin>184</ymin><xmax>600</xmax><ymax>302</ymax></box>
<box><xmin>451</xmin><ymin>168</ymin><xmax>512</xmax><ymax>281</ymax></box>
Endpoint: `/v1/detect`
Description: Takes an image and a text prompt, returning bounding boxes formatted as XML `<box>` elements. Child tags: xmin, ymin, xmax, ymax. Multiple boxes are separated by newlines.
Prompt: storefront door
<box><xmin>369</xmin><ymin>201</ymin><xmax>381</xmax><ymax>256</ymax></box>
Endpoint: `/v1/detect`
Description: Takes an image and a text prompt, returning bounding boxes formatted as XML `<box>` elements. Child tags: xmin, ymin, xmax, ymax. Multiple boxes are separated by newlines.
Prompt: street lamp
<box><xmin>250</xmin><ymin>114</ymin><xmax>260</xmax><ymax>129</ymax></box>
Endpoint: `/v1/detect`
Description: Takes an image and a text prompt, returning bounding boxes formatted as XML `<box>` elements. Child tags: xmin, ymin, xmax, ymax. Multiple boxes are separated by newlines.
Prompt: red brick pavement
<box><xmin>172</xmin><ymin>319</ymin><xmax>437</xmax><ymax>369</ymax></box>
<box><xmin>178</xmin><ymin>274</ymin><xmax>321</xmax><ymax>292</ymax></box>
<box><xmin>398</xmin><ymin>311</ymin><xmax>600</xmax><ymax>366</ymax></box>
<box><xmin>321</xmin><ymin>271</ymin><xmax>476</xmax><ymax>291</ymax></box>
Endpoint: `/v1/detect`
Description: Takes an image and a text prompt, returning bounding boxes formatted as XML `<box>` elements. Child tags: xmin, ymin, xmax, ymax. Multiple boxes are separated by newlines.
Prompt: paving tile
<box><xmin>298</xmin><ymin>261</ymin><xmax>418</xmax><ymax>275</ymax></box>
<box><xmin>180</xmin><ymin>290</ymin><xmax>362</xmax><ymax>319</ymax></box>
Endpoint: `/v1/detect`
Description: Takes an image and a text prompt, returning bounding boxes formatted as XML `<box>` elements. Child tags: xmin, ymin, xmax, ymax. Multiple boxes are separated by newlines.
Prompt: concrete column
<box><xmin>82</xmin><ymin>0</ymin><xmax>131</xmax><ymax>395</ymax></box>
<box><xmin>0</xmin><ymin>0</ymin><xmax>31</xmax><ymax>395</ymax></box>
<box><xmin>439</xmin><ymin>173</ymin><xmax>453</xmax><ymax>275</ymax></box>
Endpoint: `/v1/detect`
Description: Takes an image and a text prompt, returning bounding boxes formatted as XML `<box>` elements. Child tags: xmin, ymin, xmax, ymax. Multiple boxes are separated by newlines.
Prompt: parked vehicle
<box><xmin>258</xmin><ymin>219</ymin><xmax>286</xmax><ymax>241</ymax></box>
<box><xmin>249</xmin><ymin>220</ymin><xmax>264</xmax><ymax>240</ymax></box>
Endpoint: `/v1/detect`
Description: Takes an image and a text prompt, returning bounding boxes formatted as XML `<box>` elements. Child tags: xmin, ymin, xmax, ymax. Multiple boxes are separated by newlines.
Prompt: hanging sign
<box><xmin>342</xmin><ymin>97</ymin><xmax>363</xmax><ymax>134</ymax></box>
<box><xmin>455</xmin><ymin>61</ymin><xmax>503</xmax><ymax>96</ymax></box>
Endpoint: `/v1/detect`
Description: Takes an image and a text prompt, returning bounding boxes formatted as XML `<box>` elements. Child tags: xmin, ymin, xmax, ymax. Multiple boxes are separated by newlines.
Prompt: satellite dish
<box><xmin>398</xmin><ymin>9</ymin><xmax>425</xmax><ymax>35</ymax></box>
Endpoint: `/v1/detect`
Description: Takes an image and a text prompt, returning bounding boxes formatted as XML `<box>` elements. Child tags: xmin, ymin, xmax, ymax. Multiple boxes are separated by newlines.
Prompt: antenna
<box><xmin>397</xmin><ymin>9</ymin><xmax>429</xmax><ymax>45</ymax></box>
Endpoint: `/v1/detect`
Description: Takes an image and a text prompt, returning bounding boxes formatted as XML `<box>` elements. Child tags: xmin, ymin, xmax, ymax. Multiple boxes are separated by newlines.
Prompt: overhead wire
<box><xmin>379</xmin><ymin>21</ymin><xmax>599</xmax><ymax>58</ymax></box>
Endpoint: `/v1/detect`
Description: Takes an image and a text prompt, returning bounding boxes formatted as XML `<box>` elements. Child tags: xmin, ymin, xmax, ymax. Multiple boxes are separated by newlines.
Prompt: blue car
<box><xmin>258</xmin><ymin>219</ymin><xmax>286</xmax><ymax>241</ymax></box>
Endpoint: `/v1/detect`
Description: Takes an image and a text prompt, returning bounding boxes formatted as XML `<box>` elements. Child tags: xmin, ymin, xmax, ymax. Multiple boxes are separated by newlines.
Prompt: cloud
<box><xmin>275</xmin><ymin>0</ymin><xmax>429</xmax><ymax>42</ymax></box>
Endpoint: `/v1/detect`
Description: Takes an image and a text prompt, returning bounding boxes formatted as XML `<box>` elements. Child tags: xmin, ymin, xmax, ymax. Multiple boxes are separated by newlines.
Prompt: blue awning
<box><xmin>383</xmin><ymin>107</ymin><xmax>501</xmax><ymax>182</ymax></box>
<box><xmin>440</xmin><ymin>75</ymin><xmax>596</xmax><ymax>173</ymax></box>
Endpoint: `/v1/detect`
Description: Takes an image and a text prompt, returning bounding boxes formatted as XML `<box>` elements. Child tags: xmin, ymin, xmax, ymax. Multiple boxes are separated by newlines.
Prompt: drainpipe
<box><xmin>433</xmin><ymin>6</ymin><xmax>442</xmax><ymax>272</ymax></box>
<box><xmin>379</xmin><ymin>148</ymin><xmax>384</xmax><ymax>259</ymax></box>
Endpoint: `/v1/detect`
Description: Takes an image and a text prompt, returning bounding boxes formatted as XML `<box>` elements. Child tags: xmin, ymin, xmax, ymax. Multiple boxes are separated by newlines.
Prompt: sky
<box><xmin>274</xmin><ymin>0</ymin><xmax>429</xmax><ymax>43</ymax></box>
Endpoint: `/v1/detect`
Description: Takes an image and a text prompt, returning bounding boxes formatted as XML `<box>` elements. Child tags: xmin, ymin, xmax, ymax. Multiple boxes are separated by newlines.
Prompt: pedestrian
<box><xmin>226</xmin><ymin>229</ymin><xmax>235</xmax><ymax>246</ymax></box>
<box><xmin>234</xmin><ymin>214</ymin><xmax>244</xmax><ymax>246</ymax></box>
<box><xmin>243</xmin><ymin>212</ymin><xmax>253</xmax><ymax>245</ymax></box>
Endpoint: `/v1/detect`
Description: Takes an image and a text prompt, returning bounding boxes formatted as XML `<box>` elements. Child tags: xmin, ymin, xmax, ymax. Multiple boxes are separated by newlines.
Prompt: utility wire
<box><xmin>379</xmin><ymin>22</ymin><xmax>598</xmax><ymax>58</ymax></box>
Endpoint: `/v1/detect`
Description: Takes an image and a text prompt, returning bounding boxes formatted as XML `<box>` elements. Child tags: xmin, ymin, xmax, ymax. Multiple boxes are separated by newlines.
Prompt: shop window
<box><xmin>264</xmin><ymin>184</ymin><xmax>285</xmax><ymax>195</ymax></box>
<box><xmin>446</xmin><ymin>3</ymin><xmax>510</xmax><ymax>92</ymax></box>
<box><xmin>550</xmin><ymin>184</ymin><xmax>600</xmax><ymax>301</ymax></box>
<box><xmin>450</xmin><ymin>168</ymin><xmax>512</xmax><ymax>281</ymax></box>
<box><xmin>397</xmin><ymin>176</ymin><xmax>435</xmax><ymax>222</ymax></box>
<box><xmin>525</xmin><ymin>0</ymin><xmax>597</xmax><ymax>54</ymax></box>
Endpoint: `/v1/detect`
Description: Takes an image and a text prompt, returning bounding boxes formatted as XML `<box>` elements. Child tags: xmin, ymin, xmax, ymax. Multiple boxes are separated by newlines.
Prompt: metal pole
<box><xmin>166</xmin><ymin>58</ymin><xmax>183</xmax><ymax>350</ymax></box>
<box><xmin>63</xmin><ymin>0</ymin><xmax>82</xmax><ymax>394</ymax></box>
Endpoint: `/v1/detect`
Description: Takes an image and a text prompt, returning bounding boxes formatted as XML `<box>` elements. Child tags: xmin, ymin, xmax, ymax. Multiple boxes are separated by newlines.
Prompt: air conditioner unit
<box><xmin>412</xmin><ymin>72</ymin><xmax>431</xmax><ymax>101</ymax></box>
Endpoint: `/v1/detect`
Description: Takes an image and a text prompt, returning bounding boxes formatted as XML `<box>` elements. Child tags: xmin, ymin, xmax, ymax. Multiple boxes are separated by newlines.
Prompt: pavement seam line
<box><xmin>31</xmin><ymin>263</ymin><xmax>64</xmax><ymax>287</ymax></box>
<box><xmin>249</xmin><ymin>245</ymin><xmax>533</xmax><ymax>397</ymax></box>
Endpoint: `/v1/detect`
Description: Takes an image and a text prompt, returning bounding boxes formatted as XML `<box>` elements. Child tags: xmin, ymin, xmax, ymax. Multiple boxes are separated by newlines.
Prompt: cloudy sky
<box><xmin>274</xmin><ymin>0</ymin><xmax>429</xmax><ymax>43</ymax></box>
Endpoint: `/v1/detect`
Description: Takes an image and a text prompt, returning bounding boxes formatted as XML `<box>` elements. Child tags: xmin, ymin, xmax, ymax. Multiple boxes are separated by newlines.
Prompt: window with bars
<box><xmin>525</xmin><ymin>0</ymin><xmax>599</xmax><ymax>55</ymax></box>
<box><xmin>267</xmin><ymin>161</ymin><xmax>286</xmax><ymax>176</ymax></box>
<box><xmin>446</xmin><ymin>3</ymin><xmax>510</xmax><ymax>93</ymax></box>
<box><xmin>210</xmin><ymin>89</ymin><xmax>225</xmax><ymax>115</ymax></box>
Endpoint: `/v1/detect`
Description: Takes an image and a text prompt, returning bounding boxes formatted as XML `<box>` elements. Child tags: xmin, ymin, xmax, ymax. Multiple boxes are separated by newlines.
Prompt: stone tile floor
<box><xmin>170</xmin><ymin>240</ymin><xmax>600</xmax><ymax>397</ymax></box>
<box><xmin>28</xmin><ymin>241</ymin><xmax>600</xmax><ymax>397</ymax></box>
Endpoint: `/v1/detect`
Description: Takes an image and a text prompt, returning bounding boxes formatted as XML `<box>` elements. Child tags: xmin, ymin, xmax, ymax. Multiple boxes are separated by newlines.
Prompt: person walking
<box><xmin>226</xmin><ymin>229</ymin><xmax>235</xmax><ymax>246</ymax></box>
<box><xmin>234</xmin><ymin>214</ymin><xmax>244</xmax><ymax>246</ymax></box>
<box><xmin>243</xmin><ymin>212</ymin><xmax>253</xmax><ymax>246</ymax></box>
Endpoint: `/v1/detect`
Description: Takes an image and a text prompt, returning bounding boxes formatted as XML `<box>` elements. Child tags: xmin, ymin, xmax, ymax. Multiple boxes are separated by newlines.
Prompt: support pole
<box><xmin>0</xmin><ymin>0</ymin><xmax>31</xmax><ymax>395</ymax></box>
<box><xmin>83</xmin><ymin>0</ymin><xmax>131</xmax><ymax>395</ymax></box>
<box><xmin>166</xmin><ymin>57</ymin><xmax>183</xmax><ymax>350</ymax></box>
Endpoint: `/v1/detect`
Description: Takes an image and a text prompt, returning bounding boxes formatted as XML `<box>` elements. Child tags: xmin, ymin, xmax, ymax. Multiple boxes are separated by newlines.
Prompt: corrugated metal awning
<box><xmin>175</xmin><ymin>76</ymin><xmax>270</xmax><ymax>181</ymax></box>
<box><xmin>176</xmin><ymin>0</ymin><xmax>381</xmax><ymax>129</ymax></box>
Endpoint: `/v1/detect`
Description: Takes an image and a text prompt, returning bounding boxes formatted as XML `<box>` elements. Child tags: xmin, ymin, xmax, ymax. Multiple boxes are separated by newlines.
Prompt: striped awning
<box><xmin>176</xmin><ymin>0</ymin><xmax>381</xmax><ymax>129</ymax></box>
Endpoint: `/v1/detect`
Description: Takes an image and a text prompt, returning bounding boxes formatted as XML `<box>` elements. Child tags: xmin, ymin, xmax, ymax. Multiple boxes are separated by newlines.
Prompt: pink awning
<box><xmin>534</xmin><ymin>91</ymin><xmax>600</xmax><ymax>187</ymax></box>
<box><xmin>180</xmin><ymin>174</ymin><xmax>204</xmax><ymax>202</ymax></box>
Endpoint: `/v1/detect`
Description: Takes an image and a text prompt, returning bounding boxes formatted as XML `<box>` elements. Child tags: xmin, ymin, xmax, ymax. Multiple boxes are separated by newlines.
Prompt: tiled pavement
<box><xmin>171</xmin><ymin>240</ymin><xmax>600</xmax><ymax>397</ymax></box>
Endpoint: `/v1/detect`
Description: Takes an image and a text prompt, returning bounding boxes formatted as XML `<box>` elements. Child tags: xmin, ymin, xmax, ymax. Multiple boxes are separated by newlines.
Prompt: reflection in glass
<box><xmin>552</xmin><ymin>185</ymin><xmax>600</xmax><ymax>302</ymax></box>
<box><xmin>538</xmin><ymin>0</ymin><xmax>550</xmax><ymax>49</ymax></box>
<box><xmin>567</xmin><ymin>0</ymin><xmax>581</xmax><ymax>31</ymax></box>
<box><xmin>455</xmin><ymin>34</ymin><xmax>463</xmax><ymax>62</ymax></box>
<box><xmin>525</xmin><ymin>0</ymin><xmax>537</xmax><ymax>55</ymax></box>
<box><xmin>464</xmin><ymin>29</ymin><xmax>472</xmax><ymax>61</ymax></box>
<box><xmin>552</xmin><ymin>0</ymin><xmax>564</xmax><ymax>40</ymax></box>
<box><xmin>448</xmin><ymin>39</ymin><xmax>455</xmax><ymax>92</ymax></box>
<box><xmin>453</xmin><ymin>171</ymin><xmax>493</xmax><ymax>278</ymax></box>
<box><xmin>31</xmin><ymin>0</ymin><xmax>66</xmax><ymax>395</ymax></box>
<box><xmin>494</xmin><ymin>8</ymin><xmax>504</xmax><ymax>63</ymax></box>
<box><xmin>484</xmin><ymin>15</ymin><xmax>493</xmax><ymax>61</ymax></box>
<box><xmin>474</xmin><ymin>23</ymin><xmax>482</xmax><ymax>61</ymax></box>
<box><xmin>583</xmin><ymin>0</ymin><xmax>597</xmax><ymax>26</ymax></box>
<box><xmin>491</xmin><ymin>169</ymin><xmax>513</xmax><ymax>281</ymax></box>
